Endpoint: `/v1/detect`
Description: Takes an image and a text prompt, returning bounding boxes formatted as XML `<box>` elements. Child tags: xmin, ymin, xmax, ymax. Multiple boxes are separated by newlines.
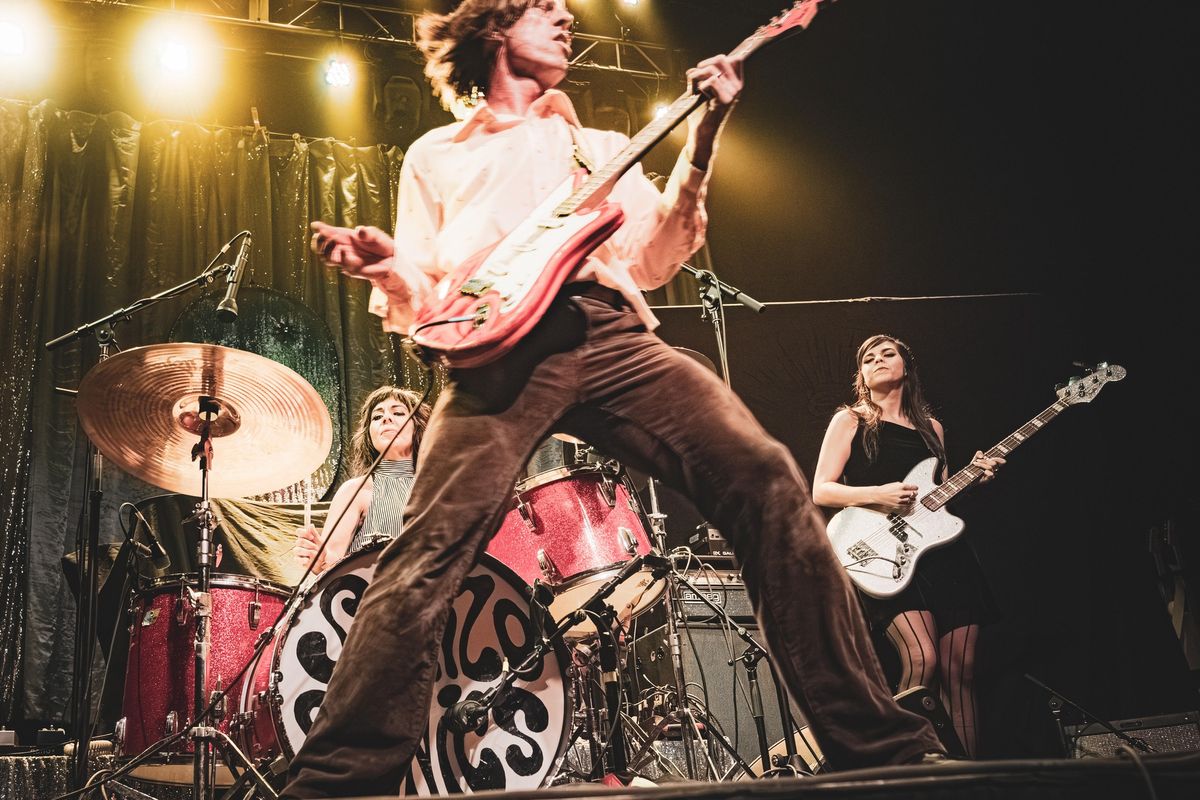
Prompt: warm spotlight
<box><xmin>652</xmin><ymin>102</ymin><xmax>669</xmax><ymax>119</ymax></box>
<box><xmin>324</xmin><ymin>57</ymin><xmax>352</xmax><ymax>88</ymax></box>
<box><xmin>0</xmin><ymin>4</ymin><xmax>55</xmax><ymax>89</ymax></box>
<box><xmin>159</xmin><ymin>40</ymin><xmax>192</xmax><ymax>74</ymax></box>
<box><xmin>0</xmin><ymin>21</ymin><xmax>26</xmax><ymax>57</ymax></box>
<box><xmin>621</xmin><ymin>0</ymin><xmax>641</xmax><ymax>6</ymax></box>
<box><xmin>133</xmin><ymin>14</ymin><xmax>221</xmax><ymax>111</ymax></box>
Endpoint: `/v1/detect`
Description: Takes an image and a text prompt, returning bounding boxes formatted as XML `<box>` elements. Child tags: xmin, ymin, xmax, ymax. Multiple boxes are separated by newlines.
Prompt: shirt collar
<box><xmin>452</xmin><ymin>89</ymin><xmax>583</xmax><ymax>142</ymax></box>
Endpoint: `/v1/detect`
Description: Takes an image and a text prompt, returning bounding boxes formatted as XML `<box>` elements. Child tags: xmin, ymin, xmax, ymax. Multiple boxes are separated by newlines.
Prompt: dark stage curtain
<box><xmin>0</xmin><ymin>97</ymin><xmax>421</xmax><ymax>726</ymax></box>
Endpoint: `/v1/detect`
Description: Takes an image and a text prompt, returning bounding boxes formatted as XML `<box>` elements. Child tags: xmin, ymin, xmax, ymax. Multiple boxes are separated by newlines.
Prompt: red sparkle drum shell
<box><xmin>119</xmin><ymin>574</ymin><xmax>289</xmax><ymax>756</ymax></box>
<box><xmin>488</xmin><ymin>464</ymin><xmax>662</xmax><ymax>636</ymax></box>
<box><xmin>238</xmin><ymin>542</ymin><xmax>574</xmax><ymax>795</ymax></box>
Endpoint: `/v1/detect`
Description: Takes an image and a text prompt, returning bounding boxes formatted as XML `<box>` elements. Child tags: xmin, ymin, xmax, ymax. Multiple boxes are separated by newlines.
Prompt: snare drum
<box><xmin>237</xmin><ymin>541</ymin><xmax>573</xmax><ymax>795</ymax></box>
<box><xmin>488</xmin><ymin>464</ymin><xmax>663</xmax><ymax>636</ymax></box>
<box><xmin>118</xmin><ymin>574</ymin><xmax>290</xmax><ymax>756</ymax></box>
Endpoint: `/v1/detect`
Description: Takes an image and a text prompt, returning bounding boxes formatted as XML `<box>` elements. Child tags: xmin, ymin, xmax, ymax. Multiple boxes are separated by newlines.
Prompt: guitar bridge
<box><xmin>847</xmin><ymin>541</ymin><xmax>878</xmax><ymax>563</ymax></box>
<box><xmin>460</xmin><ymin>278</ymin><xmax>494</xmax><ymax>297</ymax></box>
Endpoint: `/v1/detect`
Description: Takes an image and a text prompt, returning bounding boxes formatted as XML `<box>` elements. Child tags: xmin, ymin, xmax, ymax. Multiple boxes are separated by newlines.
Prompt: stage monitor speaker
<box><xmin>1064</xmin><ymin>710</ymin><xmax>1200</xmax><ymax>759</ymax></box>
<box><xmin>894</xmin><ymin>685</ymin><xmax>966</xmax><ymax>757</ymax></box>
<box><xmin>631</xmin><ymin>619</ymin><xmax>809</xmax><ymax>769</ymax></box>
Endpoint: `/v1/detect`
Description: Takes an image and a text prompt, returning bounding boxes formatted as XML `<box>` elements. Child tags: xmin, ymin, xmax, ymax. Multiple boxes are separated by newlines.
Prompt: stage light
<box><xmin>159</xmin><ymin>39</ymin><xmax>192</xmax><ymax>74</ymax></box>
<box><xmin>324</xmin><ymin>57</ymin><xmax>352</xmax><ymax>88</ymax></box>
<box><xmin>133</xmin><ymin>14</ymin><xmax>222</xmax><ymax>111</ymax></box>
<box><xmin>652</xmin><ymin>102</ymin><xmax>669</xmax><ymax>119</ymax></box>
<box><xmin>621</xmin><ymin>0</ymin><xmax>640</xmax><ymax>6</ymax></box>
<box><xmin>0</xmin><ymin>3</ymin><xmax>56</xmax><ymax>89</ymax></box>
<box><xmin>0</xmin><ymin>21</ymin><xmax>26</xmax><ymax>57</ymax></box>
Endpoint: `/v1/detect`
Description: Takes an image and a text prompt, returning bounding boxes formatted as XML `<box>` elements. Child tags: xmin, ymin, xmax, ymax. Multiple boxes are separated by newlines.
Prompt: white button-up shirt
<box><xmin>369</xmin><ymin>89</ymin><xmax>712</xmax><ymax>335</ymax></box>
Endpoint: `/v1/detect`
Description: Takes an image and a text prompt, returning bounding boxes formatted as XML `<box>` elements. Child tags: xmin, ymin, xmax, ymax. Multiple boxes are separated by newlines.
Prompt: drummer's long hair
<box><xmin>347</xmin><ymin>386</ymin><xmax>432</xmax><ymax>474</ymax></box>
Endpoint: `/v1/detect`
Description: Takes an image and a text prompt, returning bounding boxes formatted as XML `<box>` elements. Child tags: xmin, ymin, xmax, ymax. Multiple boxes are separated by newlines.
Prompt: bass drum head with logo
<box><xmin>256</xmin><ymin>540</ymin><xmax>573</xmax><ymax>795</ymax></box>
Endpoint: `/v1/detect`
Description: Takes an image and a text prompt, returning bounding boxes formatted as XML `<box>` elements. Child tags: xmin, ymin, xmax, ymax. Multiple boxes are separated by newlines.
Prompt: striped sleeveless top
<box><xmin>349</xmin><ymin>458</ymin><xmax>416</xmax><ymax>553</ymax></box>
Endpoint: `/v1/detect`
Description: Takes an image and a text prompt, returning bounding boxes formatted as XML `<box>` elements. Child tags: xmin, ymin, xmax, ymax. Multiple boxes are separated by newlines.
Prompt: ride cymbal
<box><xmin>76</xmin><ymin>343</ymin><xmax>332</xmax><ymax>499</ymax></box>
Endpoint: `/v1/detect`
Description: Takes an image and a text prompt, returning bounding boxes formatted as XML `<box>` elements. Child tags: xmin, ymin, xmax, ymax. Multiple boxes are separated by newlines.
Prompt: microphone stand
<box><xmin>679</xmin><ymin>264</ymin><xmax>764</xmax><ymax>390</ymax></box>
<box><xmin>43</xmin><ymin>243</ymin><xmax>240</xmax><ymax>793</ymax></box>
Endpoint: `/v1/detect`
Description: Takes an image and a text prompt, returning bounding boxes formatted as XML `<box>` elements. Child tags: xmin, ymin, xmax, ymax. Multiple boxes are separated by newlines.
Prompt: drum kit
<box><xmin>67</xmin><ymin>342</ymin><xmax>811</xmax><ymax>800</ymax></box>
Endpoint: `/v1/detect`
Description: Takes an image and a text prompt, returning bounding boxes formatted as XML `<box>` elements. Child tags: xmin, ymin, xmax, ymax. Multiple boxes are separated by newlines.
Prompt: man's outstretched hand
<box><xmin>310</xmin><ymin>222</ymin><xmax>397</xmax><ymax>284</ymax></box>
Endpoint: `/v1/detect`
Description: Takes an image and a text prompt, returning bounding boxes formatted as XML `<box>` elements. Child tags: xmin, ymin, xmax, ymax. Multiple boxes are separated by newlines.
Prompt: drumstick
<box><xmin>303</xmin><ymin>479</ymin><xmax>313</xmax><ymax>532</ymax></box>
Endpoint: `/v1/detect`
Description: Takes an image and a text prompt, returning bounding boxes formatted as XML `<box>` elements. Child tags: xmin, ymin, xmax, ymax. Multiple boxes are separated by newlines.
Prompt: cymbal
<box><xmin>673</xmin><ymin>346</ymin><xmax>718</xmax><ymax>374</ymax></box>
<box><xmin>76</xmin><ymin>343</ymin><xmax>332</xmax><ymax>499</ymax></box>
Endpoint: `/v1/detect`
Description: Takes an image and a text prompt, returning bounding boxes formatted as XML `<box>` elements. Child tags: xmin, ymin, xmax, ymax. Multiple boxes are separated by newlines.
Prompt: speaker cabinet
<box><xmin>1064</xmin><ymin>711</ymin><xmax>1200</xmax><ymax>758</ymax></box>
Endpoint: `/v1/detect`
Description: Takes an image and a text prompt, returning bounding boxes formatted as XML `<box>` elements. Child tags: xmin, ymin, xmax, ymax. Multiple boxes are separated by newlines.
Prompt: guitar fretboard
<box><xmin>922</xmin><ymin>399</ymin><xmax>1070</xmax><ymax>511</ymax></box>
<box><xmin>552</xmin><ymin>4</ymin><xmax>815</xmax><ymax>219</ymax></box>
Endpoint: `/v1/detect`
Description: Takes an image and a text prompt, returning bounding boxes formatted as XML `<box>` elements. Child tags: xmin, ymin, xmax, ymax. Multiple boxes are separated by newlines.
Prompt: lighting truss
<box><xmin>82</xmin><ymin>1</ymin><xmax>677</xmax><ymax>82</ymax></box>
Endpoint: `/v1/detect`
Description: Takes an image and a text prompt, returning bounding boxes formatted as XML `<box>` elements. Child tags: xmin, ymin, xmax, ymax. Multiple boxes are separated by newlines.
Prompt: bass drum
<box><xmin>238</xmin><ymin>540</ymin><xmax>574</xmax><ymax>795</ymax></box>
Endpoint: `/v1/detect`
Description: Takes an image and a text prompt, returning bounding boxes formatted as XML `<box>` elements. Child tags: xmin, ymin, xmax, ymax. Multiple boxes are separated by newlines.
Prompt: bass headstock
<box><xmin>1055</xmin><ymin>362</ymin><xmax>1127</xmax><ymax>405</ymax></box>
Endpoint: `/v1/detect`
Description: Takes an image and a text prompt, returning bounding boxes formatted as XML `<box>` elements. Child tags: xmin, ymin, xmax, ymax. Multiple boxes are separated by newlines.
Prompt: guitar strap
<box><xmin>567</xmin><ymin>123</ymin><xmax>597</xmax><ymax>174</ymax></box>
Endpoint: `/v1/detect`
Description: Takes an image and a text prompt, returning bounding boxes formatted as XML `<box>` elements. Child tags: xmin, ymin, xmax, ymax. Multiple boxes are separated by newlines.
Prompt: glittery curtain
<box><xmin>0</xmin><ymin>97</ymin><xmax>424</xmax><ymax>727</ymax></box>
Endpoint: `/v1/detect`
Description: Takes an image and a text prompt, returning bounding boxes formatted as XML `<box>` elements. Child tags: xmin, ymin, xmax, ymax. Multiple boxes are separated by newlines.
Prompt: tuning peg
<box><xmin>1072</xmin><ymin>361</ymin><xmax>1091</xmax><ymax>370</ymax></box>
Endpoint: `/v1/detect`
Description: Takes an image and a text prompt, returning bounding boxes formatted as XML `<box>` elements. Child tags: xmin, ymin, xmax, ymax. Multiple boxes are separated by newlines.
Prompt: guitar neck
<box><xmin>553</xmin><ymin>2</ymin><xmax>820</xmax><ymax>217</ymax></box>
<box><xmin>923</xmin><ymin>399</ymin><xmax>1070</xmax><ymax>510</ymax></box>
<box><xmin>553</xmin><ymin>89</ymin><xmax>706</xmax><ymax>217</ymax></box>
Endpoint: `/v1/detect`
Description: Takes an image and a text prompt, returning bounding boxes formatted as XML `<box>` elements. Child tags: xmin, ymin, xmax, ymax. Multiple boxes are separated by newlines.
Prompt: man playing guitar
<box><xmin>285</xmin><ymin>2</ymin><xmax>943</xmax><ymax>795</ymax></box>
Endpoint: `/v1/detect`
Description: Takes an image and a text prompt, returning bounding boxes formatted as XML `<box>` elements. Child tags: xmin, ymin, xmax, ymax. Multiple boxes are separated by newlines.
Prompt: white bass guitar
<box><xmin>827</xmin><ymin>362</ymin><xmax>1126</xmax><ymax>598</ymax></box>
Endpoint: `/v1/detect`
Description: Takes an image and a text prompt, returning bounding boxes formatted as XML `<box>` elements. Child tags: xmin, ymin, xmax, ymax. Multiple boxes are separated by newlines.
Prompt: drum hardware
<box><xmin>670</xmin><ymin>569</ymin><xmax>781</xmax><ymax>775</ymax></box>
<box><xmin>621</xmin><ymin>476</ymin><xmax>767</xmax><ymax>782</ymax></box>
<box><xmin>45</xmin><ymin>238</ymin><xmax>250</xmax><ymax>790</ymax></box>
<box><xmin>238</xmin><ymin>541</ymin><xmax>573</xmax><ymax>794</ymax></box>
<box><xmin>69</xmin><ymin>341</ymin><xmax>331</xmax><ymax>800</ymax></box>
<box><xmin>517</xmin><ymin>496</ymin><xmax>537</xmax><ymax>530</ymax></box>
<box><xmin>490</xmin><ymin>464</ymin><xmax>665</xmax><ymax>639</ymax></box>
<box><xmin>537</xmin><ymin>549</ymin><xmax>564</xmax><ymax>583</ymax></box>
<box><xmin>598</xmin><ymin>473</ymin><xmax>616</xmax><ymax>507</ymax></box>
<box><xmin>445</xmin><ymin>546</ymin><xmax>667</xmax><ymax>739</ymax></box>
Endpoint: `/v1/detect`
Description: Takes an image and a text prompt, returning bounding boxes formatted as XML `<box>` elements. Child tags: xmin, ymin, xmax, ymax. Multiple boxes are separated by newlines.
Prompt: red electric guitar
<box><xmin>411</xmin><ymin>1</ymin><xmax>830</xmax><ymax>367</ymax></box>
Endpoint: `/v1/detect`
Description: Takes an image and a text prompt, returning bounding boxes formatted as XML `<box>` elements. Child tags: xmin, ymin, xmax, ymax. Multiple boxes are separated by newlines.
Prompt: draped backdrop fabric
<box><xmin>0</xmin><ymin>97</ymin><xmax>436</xmax><ymax>726</ymax></box>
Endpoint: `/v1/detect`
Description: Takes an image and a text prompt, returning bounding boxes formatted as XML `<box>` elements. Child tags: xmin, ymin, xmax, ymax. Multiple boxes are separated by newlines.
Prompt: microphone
<box><xmin>216</xmin><ymin>232</ymin><xmax>252</xmax><ymax>322</ymax></box>
<box><xmin>444</xmin><ymin>697</ymin><xmax>488</xmax><ymax>735</ymax></box>
<box><xmin>132</xmin><ymin>508</ymin><xmax>171</xmax><ymax>571</ymax></box>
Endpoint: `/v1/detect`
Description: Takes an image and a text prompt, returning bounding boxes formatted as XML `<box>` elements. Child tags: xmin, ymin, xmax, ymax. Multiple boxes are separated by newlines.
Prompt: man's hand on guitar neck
<box><xmin>310</xmin><ymin>221</ymin><xmax>408</xmax><ymax>296</ymax></box>
<box><xmin>685</xmin><ymin>53</ymin><xmax>744</xmax><ymax>171</ymax></box>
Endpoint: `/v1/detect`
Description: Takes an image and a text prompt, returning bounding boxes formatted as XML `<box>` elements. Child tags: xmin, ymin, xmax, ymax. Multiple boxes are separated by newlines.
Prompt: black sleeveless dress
<box><xmin>842</xmin><ymin>421</ymin><xmax>999</xmax><ymax>632</ymax></box>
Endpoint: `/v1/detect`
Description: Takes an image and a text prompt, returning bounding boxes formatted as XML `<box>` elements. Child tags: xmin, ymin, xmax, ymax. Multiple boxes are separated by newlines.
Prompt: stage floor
<box><xmin>4</xmin><ymin>751</ymin><xmax>1196</xmax><ymax>800</ymax></box>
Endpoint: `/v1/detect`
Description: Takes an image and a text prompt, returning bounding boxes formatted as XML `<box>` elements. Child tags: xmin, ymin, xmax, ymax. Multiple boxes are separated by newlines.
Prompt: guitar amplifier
<box><xmin>675</xmin><ymin>570</ymin><xmax>756</xmax><ymax>624</ymax></box>
<box><xmin>1064</xmin><ymin>711</ymin><xmax>1200</xmax><ymax>758</ymax></box>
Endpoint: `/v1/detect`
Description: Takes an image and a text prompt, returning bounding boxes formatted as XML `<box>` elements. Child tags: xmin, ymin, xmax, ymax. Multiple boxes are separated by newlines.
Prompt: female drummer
<box><xmin>293</xmin><ymin>386</ymin><xmax>431</xmax><ymax>574</ymax></box>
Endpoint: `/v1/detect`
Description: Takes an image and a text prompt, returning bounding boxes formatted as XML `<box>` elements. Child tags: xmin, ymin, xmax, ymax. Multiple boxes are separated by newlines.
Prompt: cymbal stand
<box><xmin>189</xmin><ymin>398</ymin><xmax>219</xmax><ymax>800</ymax></box>
<box><xmin>183</xmin><ymin>399</ymin><xmax>279</xmax><ymax>800</ymax></box>
<box><xmin>632</xmin><ymin>477</ymin><xmax>755</xmax><ymax>781</ymax></box>
<box><xmin>44</xmin><ymin>237</ymin><xmax>242</xmax><ymax>792</ymax></box>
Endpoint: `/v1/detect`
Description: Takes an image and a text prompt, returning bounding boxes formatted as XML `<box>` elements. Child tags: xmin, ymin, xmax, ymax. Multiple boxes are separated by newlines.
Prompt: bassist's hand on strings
<box><xmin>971</xmin><ymin>451</ymin><xmax>1005</xmax><ymax>484</ymax></box>
<box><xmin>878</xmin><ymin>481</ymin><xmax>920</xmax><ymax>513</ymax></box>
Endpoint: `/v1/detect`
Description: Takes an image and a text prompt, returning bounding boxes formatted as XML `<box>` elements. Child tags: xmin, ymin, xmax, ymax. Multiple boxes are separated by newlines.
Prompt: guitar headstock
<box><xmin>738</xmin><ymin>1</ymin><xmax>831</xmax><ymax>58</ymax></box>
<box><xmin>1055</xmin><ymin>362</ymin><xmax>1127</xmax><ymax>405</ymax></box>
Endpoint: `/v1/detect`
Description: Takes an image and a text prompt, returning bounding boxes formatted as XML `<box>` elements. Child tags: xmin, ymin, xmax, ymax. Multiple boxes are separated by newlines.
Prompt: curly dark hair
<box><xmin>346</xmin><ymin>386</ymin><xmax>432</xmax><ymax>474</ymax></box>
<box><xmin>416</xmin><ymin>0</ymin><xmax>548</xmax><ymax>110</ymax></box>
<box><xmin>841</xmin><ymin>334</ymin><xmax>946</xmax><ymax>468</ymax></box>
